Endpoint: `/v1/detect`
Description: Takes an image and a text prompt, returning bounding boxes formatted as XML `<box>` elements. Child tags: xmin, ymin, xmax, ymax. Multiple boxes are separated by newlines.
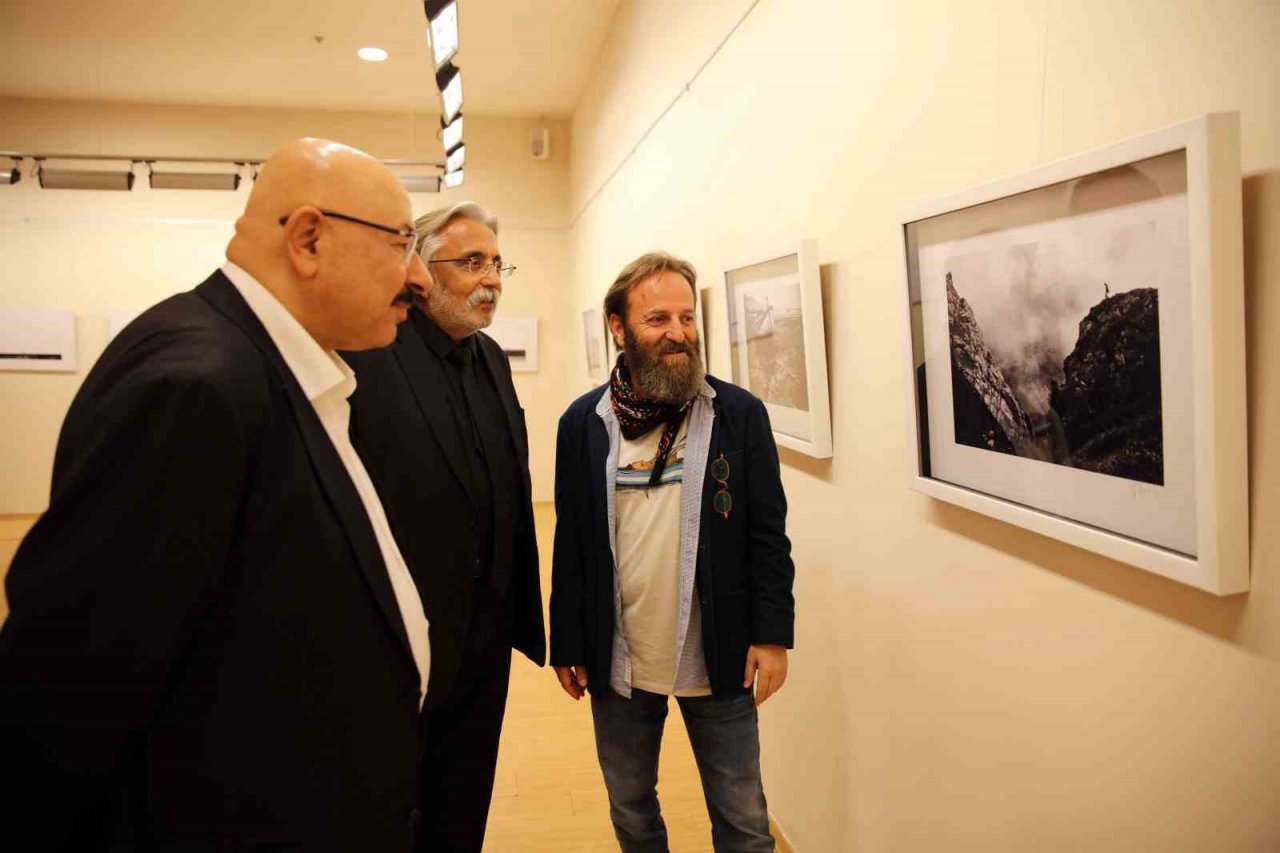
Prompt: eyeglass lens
<box><xmin>711</xmin><ymin>455</ymin><xmax>731</xmax><ymax>518</ymax></box>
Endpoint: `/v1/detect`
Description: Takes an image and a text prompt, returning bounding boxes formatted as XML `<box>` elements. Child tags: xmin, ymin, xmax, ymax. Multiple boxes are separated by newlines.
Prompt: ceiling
<box><xmin>0</xmin><ymin>0</ymin><xmax>619</xmax><ymax>117</ymax></box>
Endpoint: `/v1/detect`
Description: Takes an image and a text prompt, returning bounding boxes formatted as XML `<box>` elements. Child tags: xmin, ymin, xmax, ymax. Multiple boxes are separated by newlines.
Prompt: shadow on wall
<box><xmin>929</xmin><ymin>170</ymin><xmax>1280</xmax><ymax>665</ymax></box>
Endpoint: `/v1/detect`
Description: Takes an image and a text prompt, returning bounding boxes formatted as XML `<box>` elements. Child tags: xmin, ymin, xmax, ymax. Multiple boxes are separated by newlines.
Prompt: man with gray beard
<box><xmin>342</xmin><ymin>202</ymin><xmax>545</xmax><ymax>852</ymax></box>
<box><xmin>550</xmin><ymin>252</ymin><xmax>795</xmax><ymax>852</ymax></box>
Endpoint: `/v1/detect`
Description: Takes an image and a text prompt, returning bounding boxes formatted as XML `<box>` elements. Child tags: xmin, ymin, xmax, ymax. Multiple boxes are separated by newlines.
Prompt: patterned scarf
<box><xmin>610</xmin><ymin>354</ymin><xmax>692</xmax><ymax>486</ymax></box>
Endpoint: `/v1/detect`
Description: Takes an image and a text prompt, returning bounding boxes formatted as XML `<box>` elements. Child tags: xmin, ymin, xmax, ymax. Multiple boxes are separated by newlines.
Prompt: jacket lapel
<box><xmin>195</xmin><ymin>271</ymin><xmax>415</xmax><ymax>667</ymax></box>
<box><xmin>393</xmin><ymin>312</ymin><xmax>478</xmax><ymax>508</ymax></box>
<box><xmin>588</xmin><ymin>390</ymin><xmax>613</xmax><ymax>559</ymax></box>
<box><xmin>477</xmin><ymin>331</ymin><xmax>529</xmax><ymax>474</ymax></box>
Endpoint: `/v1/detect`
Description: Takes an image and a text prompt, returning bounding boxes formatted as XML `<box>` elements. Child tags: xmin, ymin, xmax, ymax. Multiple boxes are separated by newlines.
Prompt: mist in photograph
<box><xmin>946</xmin><ymin>219</ymin><xmax>1166</xmax><ymax>485</ymax></box>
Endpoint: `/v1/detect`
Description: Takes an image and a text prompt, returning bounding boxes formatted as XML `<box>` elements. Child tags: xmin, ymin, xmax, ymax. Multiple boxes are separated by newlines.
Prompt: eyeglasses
<box><xmin>278</xmin><ymin>209</ymin><xmax>423</xmax><ymax>264</ymax></box>
<box><xmin>427</xmin><ymin>256</ymin><xmax>517</xmax><ymax>279</ymax></box>
<box><xmin>710</xmin><ymin>453</ymin><xmax>732</xmax><ymax>520</ymax></box>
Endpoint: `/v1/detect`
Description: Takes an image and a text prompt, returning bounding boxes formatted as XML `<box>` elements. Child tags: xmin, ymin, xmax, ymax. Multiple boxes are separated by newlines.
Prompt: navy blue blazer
<box><xmin>550</xmin><ymin>375</ymin><xmax>795</xmax><ymax>699</ymax></box>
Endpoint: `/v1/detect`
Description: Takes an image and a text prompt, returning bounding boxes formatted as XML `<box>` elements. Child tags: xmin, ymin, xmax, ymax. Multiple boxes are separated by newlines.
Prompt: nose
<box><xmin>406</xmin><ymin>252</ymin><xmax>433</xmax><ymax>296</ymax></box>
<box><xmin>479</xmin><ymin>262</ymin><xmax>502</xmax><ymax>290</ymax></box>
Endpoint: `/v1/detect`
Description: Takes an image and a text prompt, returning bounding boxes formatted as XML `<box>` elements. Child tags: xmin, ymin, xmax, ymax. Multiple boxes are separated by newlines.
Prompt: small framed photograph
<box><xmin>0</xmin><ymin>312</ymin><xmax>78</xmax><ymax>372</ymax></box>
<box><xmin>582</xmin><ymin>306</ymin><xmax>607</xmax><ymax>380</ymax></box>
<box><xmin>485</xmin><ymin>315</ymin><xmax>538</xmax><ymax>373</ymax></box>
<box><xmin>724</xmin><ymin>240</ymin><xmax>832</xmax><ymax>458</ymax></box>
<box><xmin>698</xmin><ymin>286</ymin><xmax>715</xmax><ymax>372</ymax></box>
<box><xmin>899</xmin><ymin>113</ymin><xmax>1247</xmax><ymax>595</ymax></box>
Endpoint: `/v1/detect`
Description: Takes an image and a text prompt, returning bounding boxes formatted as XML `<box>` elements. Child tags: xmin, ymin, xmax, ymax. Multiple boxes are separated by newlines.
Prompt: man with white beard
<box><xmin>342</xmin><ymin>202</ymin><xmax>546</xmax><ymax>852</ymax></box>
<box><xmin>551</xmin><ymin>252</ymin><xmax>795</xmax><ymax>852</ymax></box>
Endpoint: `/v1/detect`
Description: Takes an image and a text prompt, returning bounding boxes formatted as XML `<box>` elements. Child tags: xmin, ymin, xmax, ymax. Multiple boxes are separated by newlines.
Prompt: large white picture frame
<box><xmin>899</xmin><ymin>113</ymin><xmax>1247</xmax><ymax>595</ymax></box>
<box><xmin>724</xmin><ymin>240</ymin><xmax>832</xmax><ymax>458</ymax></box>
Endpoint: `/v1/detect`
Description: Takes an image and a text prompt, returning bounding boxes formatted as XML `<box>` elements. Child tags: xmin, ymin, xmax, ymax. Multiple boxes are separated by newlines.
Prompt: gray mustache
<box><xmin>468</xmin><ymin>287</ymin><xmax>500</xmax><ymax>307</ymax></box>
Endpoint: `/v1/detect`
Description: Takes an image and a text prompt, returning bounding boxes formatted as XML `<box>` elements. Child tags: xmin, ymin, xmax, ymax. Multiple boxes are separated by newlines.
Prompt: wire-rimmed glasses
<box><xmin>427</xmin><ymin>256</ymin><xmax>517</xmax><ymax>279</ymax></box>
<box><xmin>711</xmin><ymin>453</ymin><xmax>732</xmax><ymax>519</ymax></box>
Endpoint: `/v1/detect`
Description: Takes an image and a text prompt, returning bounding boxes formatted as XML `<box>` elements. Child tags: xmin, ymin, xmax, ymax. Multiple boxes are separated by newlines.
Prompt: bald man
<box><xmin>0</xmin><ymin>139</ymin><xmax>435</xmax><ymax>850</ymax></box>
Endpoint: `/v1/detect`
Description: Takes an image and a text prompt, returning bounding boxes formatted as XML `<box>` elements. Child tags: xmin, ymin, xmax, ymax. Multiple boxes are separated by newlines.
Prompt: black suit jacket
<box><xmin>343</xmin><ymin>310</ymin><xmax>545</xmax><ymax>709</ymax></box>
<box><xmin>550</xmin><ymin>375</ymin><xmax>795</xmax><ymax>698</ymax></box>
<box><xmin>0</xmin><ymin>272</ymin><xmax>424</xmax><ymax>851</ymax></box>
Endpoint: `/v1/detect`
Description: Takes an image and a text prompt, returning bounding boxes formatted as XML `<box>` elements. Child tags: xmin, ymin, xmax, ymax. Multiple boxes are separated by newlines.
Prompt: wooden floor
<box><xmin>484</xmin><ymin>503</ymin><xmax>720</xmax><ymax>852</ymax></box>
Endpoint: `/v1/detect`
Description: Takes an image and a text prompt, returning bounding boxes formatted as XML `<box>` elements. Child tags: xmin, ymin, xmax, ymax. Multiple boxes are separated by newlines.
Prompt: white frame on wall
<box><xmin>898</xmin><ymin>113</ymin><xmax>1248</xmax><ymax>596</ymax></box>
<box><xmin>484</xmin><ymin>314</ymin><xmax>539</xmax><ymax>373</ymax></box>
<box><xmin>723</xmin><ymin>239</ymin><xmax>833</xmax><ymax>458</ymax></box>
<box><xmin>582</xmin><ymin>306</ymin><xmax>608</xmax><ymax>383</ymax></box>
<box><xmin>0</xmin><ymin>311</ymin><xmax>78</xmax><ymax>372</ymax></box>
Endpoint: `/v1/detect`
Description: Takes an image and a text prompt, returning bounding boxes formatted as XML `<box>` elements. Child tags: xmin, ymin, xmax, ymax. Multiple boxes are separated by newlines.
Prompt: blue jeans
<box><xmin>590</xmin><ymin>687</ymin><xmax>774</xmax><ymax>853</ymax></box>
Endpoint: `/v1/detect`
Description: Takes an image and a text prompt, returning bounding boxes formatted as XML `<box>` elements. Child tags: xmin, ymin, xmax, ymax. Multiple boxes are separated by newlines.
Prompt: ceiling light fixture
<box><xmin>4</xmin><ymin>153</ymin><xmax>445</xmax><ymax>193</ymax></box>
<box><xmin>425</xmin><ymin>1</ymin><xmax>459</xmax><ymax>69</ymax></box>
<box><xmin>443</xmin><ymin>169</ymin><xmax>464</xmax><ymax>190</ymax></box>
<box><xmin>399</xmin><ymin>175</ymin><xmax>441</xmax><ymax>193</ymax></box>
<box><xmin>357</xmin><ymin>46</ymin><xmax>389</xmax><ymax>62</ymax></box>
<box><xmin>441</xmin><ymin>114</ymin><xmax>463</xmax><ymax>154</ymax></box>
<box><xmin>36</xmin><ymin>158</ymin><xmax>135</xmax><ymax>191</ymax></box>
<box><xmin>446</xmin><ymin>145</ymin><xmax>465</xmax><ymax>174</ymax></box>
<box><xmin>436</xmin><ymin>62</ymin><xmax>463</xmax><ymax>125</ymax></box>
<box><xmin>147</xmin><ymin>161</ymin><xmax>243</xmax><ymax>191</ymax></box>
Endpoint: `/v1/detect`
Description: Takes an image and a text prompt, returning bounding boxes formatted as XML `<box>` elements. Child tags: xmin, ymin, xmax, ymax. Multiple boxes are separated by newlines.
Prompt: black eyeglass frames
<box><xmin>277</xmin><ymin>209</ymin><xmax>422</xmax><ymax>264</ymax></box>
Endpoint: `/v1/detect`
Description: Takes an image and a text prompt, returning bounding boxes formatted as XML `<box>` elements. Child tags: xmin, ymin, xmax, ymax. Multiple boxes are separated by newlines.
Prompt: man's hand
<box><xmin>743</xmin><ymin>645</ymin><xmax>788</xmax><ymax>706</ymax></box>
<box><xmin>554</xmin><ymin>665</ymin><xmax>589</xmax><ymax>700</ymax></box>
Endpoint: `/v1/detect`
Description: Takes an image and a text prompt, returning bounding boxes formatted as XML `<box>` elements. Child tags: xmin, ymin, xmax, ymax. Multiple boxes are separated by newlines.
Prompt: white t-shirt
<box><xmin>614</xmin><ymin>419</ymin><xmax>710</xmax><ymax>697</ymax></box>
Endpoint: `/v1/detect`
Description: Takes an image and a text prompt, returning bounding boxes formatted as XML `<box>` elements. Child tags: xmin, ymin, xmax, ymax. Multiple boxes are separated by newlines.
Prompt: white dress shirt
<box><xmin>222</xmin><ymin>262</ymin><xmax>430</xmax><ymax>708</ymax></box>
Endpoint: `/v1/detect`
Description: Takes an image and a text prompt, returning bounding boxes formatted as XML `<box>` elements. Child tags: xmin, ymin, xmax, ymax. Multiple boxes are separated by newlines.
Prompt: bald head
<box><xmin>226</xmin><ymin>138</ymin><xmax>431</xmax><ymax>351</ymax></box>
<box><xmin>228</xmin><ymin>139</ymin><xmax>408</xmax><ymax>272</ymax></box>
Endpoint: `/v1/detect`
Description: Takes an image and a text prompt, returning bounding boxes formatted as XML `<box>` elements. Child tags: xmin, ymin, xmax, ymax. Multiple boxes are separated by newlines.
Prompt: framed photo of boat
<box><xmin>723</xmin><ymin>240</ymin><xmax>832</xmax><ymax>458</ymax></box>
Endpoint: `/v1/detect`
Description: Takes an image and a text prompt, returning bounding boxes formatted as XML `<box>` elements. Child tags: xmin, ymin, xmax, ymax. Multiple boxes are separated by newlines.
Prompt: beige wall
<box><xmin>0</xmin><ymin>97</ymin><xmax>570</xmax><ymax>513</ymax></box>
<box><xmin>568</xmin><ymin>1</ymin><xmax>1280</xmax><ymax>851</ymax></box>
<box><xmin>3</xmin><ymin>2</ymin><xmax>1280</xmax><ymax>848</ymax></box>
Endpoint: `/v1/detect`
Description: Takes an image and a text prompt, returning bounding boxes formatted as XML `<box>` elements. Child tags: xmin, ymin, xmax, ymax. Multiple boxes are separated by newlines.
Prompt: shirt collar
<box><xmin>221</xmin><ymin>262</ymin><xmax>354</xmax><ymax>403</ymax></box>
<box><xmin>411</xmin><ymin>307</ymin><xmax>476</xmax><ymax>364</ymax></box>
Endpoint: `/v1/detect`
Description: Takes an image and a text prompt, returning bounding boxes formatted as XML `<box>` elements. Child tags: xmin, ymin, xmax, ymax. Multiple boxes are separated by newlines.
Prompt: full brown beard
<box><xmin>621</xmin><ymin>323</ymin><xmax>705</xmax><ymax>404</ymax></box>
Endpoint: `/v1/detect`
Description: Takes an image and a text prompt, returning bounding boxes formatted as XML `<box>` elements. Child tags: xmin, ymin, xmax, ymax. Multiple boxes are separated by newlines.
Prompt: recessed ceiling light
<box><xmin>358</xmin><ymin>47</ymin><xmax>389</xmax><ymax>62</ymax></box>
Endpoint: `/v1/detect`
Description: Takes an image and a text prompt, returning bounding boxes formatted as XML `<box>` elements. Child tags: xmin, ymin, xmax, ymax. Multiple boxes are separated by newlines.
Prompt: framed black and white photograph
<box><xmin>485</xmin><ymin>314</ymin><xmax>538</xmax><ymax>373</ymax></box>
<box><xmin>900</xmin><ymin>113</ymin><xmax>1247</xmax><ymax>595</ymax></box>
<box><xmin>0</xmin><ymin>312</ymin><xmax>78</xmax><ymax>372</ymax></box>
<box><xmin>582</xmin><ymin>306</ymin><xmax>607</xmax><ymax>381</ymax></box>
<box><xmin>698</xmin><ymin>286</ymin><xmax>715</xmax><ymax>373</ymax></box>
<box><xmin>724</xmin><ymin>240</ymin><xmax>832</xmax><ymax>458</ymax></box>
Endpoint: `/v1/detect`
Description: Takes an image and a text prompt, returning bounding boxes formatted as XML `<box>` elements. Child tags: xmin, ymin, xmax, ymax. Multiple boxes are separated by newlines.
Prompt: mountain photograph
<box><xmin>945</xmin><ymin>234</ymin><xmax>1165</xmax><ymax>486</ymax></box>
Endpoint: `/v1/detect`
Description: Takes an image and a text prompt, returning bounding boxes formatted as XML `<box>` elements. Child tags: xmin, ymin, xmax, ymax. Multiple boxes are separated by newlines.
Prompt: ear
<box><xmin>282</xmin><ymin>207</ymin><xmax>324</xmax><ymax>279</ymax></box>
<box><xmin>607</xmin><ymin>313</ymin><xmax>626</xmax><ymax>348</ymax></box>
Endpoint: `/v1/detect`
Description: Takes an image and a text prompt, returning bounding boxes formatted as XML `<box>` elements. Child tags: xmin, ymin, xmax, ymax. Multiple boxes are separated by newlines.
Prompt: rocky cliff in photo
<box><xmin>947</xmin><ymin>273</ymin><xmax>1030</xmax><ymax>453</ymax></box>
<box><xmin>1049</xmin><ymin>287</ymin><xmax>1164</xmax><ymax>485</ymax></box>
